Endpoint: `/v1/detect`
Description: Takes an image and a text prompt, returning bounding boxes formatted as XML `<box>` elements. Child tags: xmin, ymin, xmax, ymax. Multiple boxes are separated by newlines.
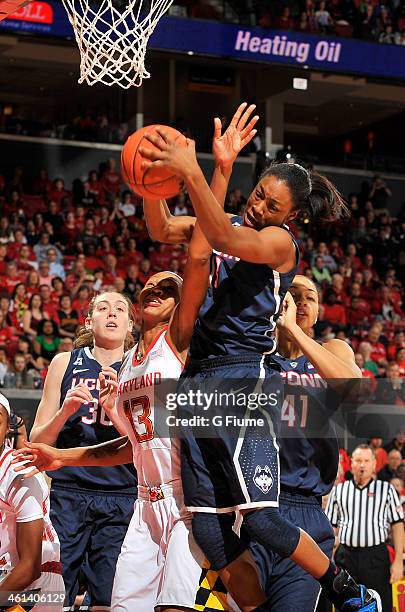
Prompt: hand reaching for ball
<box><xmin>212</xmin><ymin>102</ymin><xmax>259</xmax><ymax>169</ymax></box>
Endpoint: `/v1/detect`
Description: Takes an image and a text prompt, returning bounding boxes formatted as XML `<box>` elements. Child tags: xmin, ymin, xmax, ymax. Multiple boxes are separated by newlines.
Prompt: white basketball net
<box><xmin>62</xmin><ymin>0</ymin><xmax>174</xmax><ymax>88</ymax></box>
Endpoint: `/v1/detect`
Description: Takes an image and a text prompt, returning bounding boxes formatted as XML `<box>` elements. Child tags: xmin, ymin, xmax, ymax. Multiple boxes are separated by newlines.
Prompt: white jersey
<box><xmin>0</xmin><ymin>447</ymin><xmax>60</xmax><ymax>571</ymax></box>
<box><xmin>116</xmin><ymin>329</ymin><xmax>183</xmax><ymax>487</ymax></box>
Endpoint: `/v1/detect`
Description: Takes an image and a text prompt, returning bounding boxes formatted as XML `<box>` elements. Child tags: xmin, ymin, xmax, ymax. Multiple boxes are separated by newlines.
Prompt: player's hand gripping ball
<box><xmin>121</xmin><ymin>125</ymin><xmax>187</xmax><ymax>199</ymax></box>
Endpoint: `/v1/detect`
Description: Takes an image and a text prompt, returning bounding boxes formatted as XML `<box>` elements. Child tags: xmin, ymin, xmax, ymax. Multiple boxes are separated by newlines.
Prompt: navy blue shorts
<box><xmin>50</xmin><ymin>483</ymin><xmax>135</xmax><ymax>608</ymax></box>
<box><xmin>178</xmin><ymin>355</ymin><xmax>283</xmax><ymax>512</ymax></box>
<box><xmin>245</xmin><ymin>490</ymin><xmax>335</xmax><ymax>612</ymax></box>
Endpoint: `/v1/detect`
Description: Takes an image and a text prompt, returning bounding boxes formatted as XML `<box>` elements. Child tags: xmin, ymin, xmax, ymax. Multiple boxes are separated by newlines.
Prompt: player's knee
<box><xmin>192</xmin><ymin>513</ymin><xmax>246</xmax><ymax>571</ymax></box>
<box><xmin>243</xmin><ymin>508</ymin><xmax>300</xmax><ymax>558</ymax></box>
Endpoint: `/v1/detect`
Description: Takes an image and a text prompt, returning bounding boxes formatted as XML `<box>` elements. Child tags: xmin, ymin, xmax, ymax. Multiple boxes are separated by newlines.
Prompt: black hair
<box><xmin>260</xmin><ymin>162</ymin><xmax>349</xmax><ymax>225</ymax></box>
<box><xmin>37</xmin><ymin>318</ymin><xmax>59</xmax><ymax>337</ymax></box>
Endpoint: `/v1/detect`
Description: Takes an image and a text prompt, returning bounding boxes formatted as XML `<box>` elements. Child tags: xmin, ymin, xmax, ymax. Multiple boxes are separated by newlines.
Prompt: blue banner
<box><xmin>1</xmin><ymin>2</ymin><xmax>405</xmax><ymax>80</ymax></box>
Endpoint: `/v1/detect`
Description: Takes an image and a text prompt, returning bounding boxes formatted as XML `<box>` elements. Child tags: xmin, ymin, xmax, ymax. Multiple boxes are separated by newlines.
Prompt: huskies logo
<box><xmin>73</xmin><ymin>357</ymin><xmax>83</xmax><ymax>366</ymax></box>
<box><xmin>253</xmin><ymin>465</ymin><xmax>273</xmax><ymax>493</ymax></box>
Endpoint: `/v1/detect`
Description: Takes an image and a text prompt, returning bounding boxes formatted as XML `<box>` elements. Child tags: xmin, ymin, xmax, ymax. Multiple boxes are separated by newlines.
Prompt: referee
<box><xmin>326</xmin><ymin>444</ymin><xmax>404</xmax><ymax>611</ymax></box>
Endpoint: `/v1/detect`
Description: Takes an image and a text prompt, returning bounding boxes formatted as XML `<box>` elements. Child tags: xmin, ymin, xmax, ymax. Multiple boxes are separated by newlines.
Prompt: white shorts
<box><xmin>30</xmin><ymin>570</ymin><xmax>65</xmax><ymax>612</ymax></box>
<box><xmin>111</xmin><ymin>483</ymin><xmax>205</xmax><ymax>611</ymax></box>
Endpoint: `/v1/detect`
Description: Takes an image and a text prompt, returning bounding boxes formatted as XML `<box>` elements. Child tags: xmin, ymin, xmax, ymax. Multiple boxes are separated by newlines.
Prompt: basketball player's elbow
<box><xmin>187</xmin><ymin>254</ymin><xmax>211</xmax><ymax>268</ymax></box>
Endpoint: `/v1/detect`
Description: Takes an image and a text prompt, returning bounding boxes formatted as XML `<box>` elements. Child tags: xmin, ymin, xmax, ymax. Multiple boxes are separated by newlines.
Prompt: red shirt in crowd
<box><xmin>369</xmin><ymin>341</ymin><xmax>387</xmax><ymax>363</ymax></box>
<box><xmin>101</xmin><ymin>170</ymin><xmax>121</xmax><ymax>197</ymax></box>
<box><xmin>322</xmin><ymin>303</ymin><xmax>347</xmax><ymax>326</ymax></box>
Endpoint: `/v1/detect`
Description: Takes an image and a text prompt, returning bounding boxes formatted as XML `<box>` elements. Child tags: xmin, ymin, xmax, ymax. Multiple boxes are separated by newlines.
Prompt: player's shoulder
<box><xmin>46</xmin><ymin>351</ymin><xmax>73</xmax><ymax>380</ymax></box>
<box><xmin>323</xmin><ymin>339</ymin><xmax>355</xmax><ymax>360</ymax></box>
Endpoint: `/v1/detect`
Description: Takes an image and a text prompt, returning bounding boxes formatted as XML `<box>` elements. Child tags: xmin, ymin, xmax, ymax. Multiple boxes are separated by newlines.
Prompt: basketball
<box><xmin>121</xmin><ymin>125</ymin><xmax>187</xmax><ymax>199</ymax></box>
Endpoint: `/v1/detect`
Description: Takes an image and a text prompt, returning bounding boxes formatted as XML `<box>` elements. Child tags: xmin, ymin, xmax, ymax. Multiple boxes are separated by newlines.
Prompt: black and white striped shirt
<box><xmin>325</xmin><ymin>478</ymin><xmax>404</xmax><ymax>547</ymax></box>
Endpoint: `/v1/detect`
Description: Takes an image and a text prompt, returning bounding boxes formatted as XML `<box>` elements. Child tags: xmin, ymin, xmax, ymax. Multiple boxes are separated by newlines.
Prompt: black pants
<box><xmin>335</xmin><ymin>543</ymin><xmax>392</xmax><ymax>612</ymax></box>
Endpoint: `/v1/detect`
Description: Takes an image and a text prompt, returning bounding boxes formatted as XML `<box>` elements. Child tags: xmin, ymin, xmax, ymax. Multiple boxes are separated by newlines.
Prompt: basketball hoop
<box><xmin>62</xmin><ymin>0</ymin><xmax>174</xmax><ymax>88</ymax></box>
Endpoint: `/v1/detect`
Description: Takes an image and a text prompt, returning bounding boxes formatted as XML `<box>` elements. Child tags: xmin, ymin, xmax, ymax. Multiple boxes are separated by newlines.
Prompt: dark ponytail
<box><xmin>260</xmin><ymin>162</ymin><xmax>349</xmax><ymax>225</ymax></box>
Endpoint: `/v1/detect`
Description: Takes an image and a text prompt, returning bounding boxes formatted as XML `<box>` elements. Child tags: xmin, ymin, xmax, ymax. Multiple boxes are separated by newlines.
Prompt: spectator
<box><xmin>34</xmin><ymin>232</ymin><xmax>62</xmax><ymax>263</ymax></box>
<box><xmin>39</xmin><ymin>284</ymin><xmax>59</xmax><ymax>321</ymax></box>
<box><xmin>57</xmin><ymin>295</ymin><xmax>79</xmax><ymax>340</ymax></box>
<box><xmin>384</xmin><ymin>428</ymin><xmax>405</xmax><ymax>459</ymax></box>
<box><xmin>71</xmin><ymin>285</ymin><xmax>91</xmax><ymax>325</ymax></box>
<box><xmin>0</xmin><ymin>348</ymin><xmax>9</xmax><ymax>386</ymax></box>
<box><xmin>57</xmin><ymin>337</ymin><xmax>74</xmax><ymax>353</ymax></box>
<box><xmin>16</xmin><ymin>244</ymin><xmax>36</xmax><ymax>273</ymax></box>
<box><xmin>379</xmin><ymin>23</ymin><xmax>396</xmax><ymax>42</ymax></box>
<box><xmin>17</xmin><ymin>336</ymin><xmax>44</xmax><ymax>373</ymax></box>
<box><xmin>100</xmin><ymin>158</ymin><xmax>121</xmax><ymax>202</ymax></box>
<box><xmin>49</xmin><ymin>177</ymin><xmax>71</xmax><ymax>206</ymax></box>
<box><xmin>311</xmin><ymin>242</ymin><xmax>337</xmax><ymax>272</ymax></box>
<box><xmin>116</xmin><ymin>191</ymin><xmax>136</xmax><ymax>218</ymax></box>
<box><xmin>4</xmin><ymin>352</ymin><xmax>37</xmax><ymax>389</ymax></box>
<box><xmin>174</xmin><ymin>193</ymin><xmax>189</xmax><ymax>216</ymax></box>
<box><xmin>47</xmin><ymin>248</ymin><xmax>66</xmax><ymax>280</ymax></box>
<box><xmin>311</xmin><ymin>256</ymin><xmax>333</xmax><ymax>284</ymax></box>
<box><xmin>88</xmin><ymin>170</ymin><xmax>103</xmax><ymax>203</ymax></box>
<box><xmin>321</xmin><ymin>291</ymin><xmax>347</xmax><ymax>328</ymax></box>
<box><xmin>373</xmin><ymin>363</ymin><xmax>405</xmax><ymax>404</ymax></box>
<box><xmin>364</xmin><ymin>325</ymin><xmax>387</xmax><ymax>365</ymax></box>
<box><xmin>97</xmin><ymin>206</ymin><xmax>117</xmax><ymax>238</ymax></box>
<box><xmin>377</xmin><ymin>449</ymin><xmax>403</xmax><ymax>482</ymax></box>
<box><xmin>124</xmin><ymin>264</ymin><xmax>143</xmax><ymax>300</ymax></box>
<box><xmin>0</xmin><ymin>309</ymin><xmax>14</xmax><ymax>353</ymax></box>
<box><xmin>369</xmin><ymin>176</ymin><xmax>392</xmax><ymax>210</ymax></box>
<box><xmin>78</xmin><ymin>219</ymin><xmax>99</xmax><ymax>251</ymax></box>
<box><xmin>0</xmin><ymin>261</ymin><xmax>25</xmax><ymax>295</ymax></box>
<box><xmin>138</xmin><ymin>258</ymin><xmax>152</xmax><ymax>285</ymax></box>
<box><xmin>368</xmin><ymin>434</ymin><xmax>388</xmax><ymax>473</ymax></box>
<box><xmin>38</xmin><ymin>261</ymin><xmax>55</xmax><ymax>287</ymax></box>
<box><xmin>33</xmin><ymin>320</ymin><xmax>61</xmax><ymax>364</ymax></box>
<box><xmin>326</xmin><ymin>444</ymin><xmax>404</xmax><ymax>612</ymax></box>
<box><xmin>21</xmin><ymin>293</ymin><xmax>49</xmax><ymax>341</ymax></box>
<box><xmin>52</xmin><ymin>277</ymin><xmax>66</xmax><ymax>302</ymax></box>
<box><xmin>315</xmin><ymin>0</ymin><xmax>334</xmax><ymax>30</ymax></box>
<box><xmin>59</xmin><ymin>211</ymin><xmax>77</xmax><ymax>250</ymax></box>
<box><xmin>357</xmin><ymin>342</ymin><xmax>379</xmax><ymax>375</ymax></box>
<box><xmin>26</xmin><ymin>269</ymin><xmax>41</xmax><ymax>299</ymax></box>
<box><xmin>11</xmin><ymin>282</ymin><xmax>28</xmax><ymax>319</ymax></box>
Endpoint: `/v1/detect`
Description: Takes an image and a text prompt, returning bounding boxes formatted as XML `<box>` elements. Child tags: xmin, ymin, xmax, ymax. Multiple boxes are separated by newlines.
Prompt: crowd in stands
<box><xmin>1</xmin><ymin>108</ymin><xmax>129</xmax><ymax>143</ymax></box>
<box><xmin>0</xmin><ymin>161</ymin><xmax>404</xmax><ymax>404</ymax></box>
<box><xmin>171</xmin><ymin>0</ymin><xmax>405</xmax><ymax>44</ymax></box>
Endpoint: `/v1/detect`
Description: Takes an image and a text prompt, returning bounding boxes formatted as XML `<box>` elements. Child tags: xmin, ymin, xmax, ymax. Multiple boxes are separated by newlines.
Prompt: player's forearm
<box><xmin>287</xmin><ymin>325</ymin><xmax>360</xmax><ymax>379</ymax></box>
<box><xmin>184</xmin><ymin>168</ymin><xmax>237</xmax><ymax>253</ymax></box>
<box><xmin>188</xmin><ymin>165</ymin><xmax>231</xmax><ymax>259</ymax></box>
<box><xmin>57</xmin><ymin>436</ymin><xmax>132</xmax><ymax>467</ymax></box>
<box><xmin>210</xmin><ymin>164</ymin><xmax>233</xmax><ymax>208</ymax></box>
<box><xmin>0</xmin><ymin>561</ymin><xmax>41</xmax><ymax>592</ymax></box>
<box><xmin>143</xmin><ymin>198</ymin><xmax>195</xmax><ymax>243</ymax></box>
<box><xmin>30</xmin><ymin>409</ymin><xmax>70</xmax><ymax>446</ymax></box>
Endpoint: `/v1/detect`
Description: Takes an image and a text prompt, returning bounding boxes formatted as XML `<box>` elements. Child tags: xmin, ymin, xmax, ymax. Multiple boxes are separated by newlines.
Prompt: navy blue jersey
<box><xmin>48</xmin><ymin>347</ymin><xmax>137</xmax><ymax>491</ymax></box>
<box><xmin>190</xmin><ymin>218</ymin><xmax>299</xmax><ymax>359</ymax></box>
<box><xmin>270</xmin><ymin>352</ymin><xmax>339</xmax><ymax>497</ymax></box>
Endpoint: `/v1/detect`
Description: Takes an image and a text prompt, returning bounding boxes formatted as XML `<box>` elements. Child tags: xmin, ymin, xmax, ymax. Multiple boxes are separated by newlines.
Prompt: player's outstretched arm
<box><xmin>12</xmin><ymin>436</ymin><xmax>132</xmax><ymax>476</ymax></box>
<box><xmin>143</xmin><ymin>102</ymin><xmax>258</xmax><ymax>245</ymax></box>
<box><xmin>278</xmin><ymin>292</ymin><xmax>361</xmax><ymax>379</ymax></box>
<box><xmin>30</xmin><ymin>352</ymin><xmax>94</xmax><ymax>446</ymax></box>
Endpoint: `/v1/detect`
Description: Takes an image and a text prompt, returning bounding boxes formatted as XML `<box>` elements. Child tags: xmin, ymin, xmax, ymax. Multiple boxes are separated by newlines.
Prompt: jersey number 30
<box><xmin>123</xmin><ymin>396</ymin><xmax>154</xmax><ymax>442</ymax></box>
